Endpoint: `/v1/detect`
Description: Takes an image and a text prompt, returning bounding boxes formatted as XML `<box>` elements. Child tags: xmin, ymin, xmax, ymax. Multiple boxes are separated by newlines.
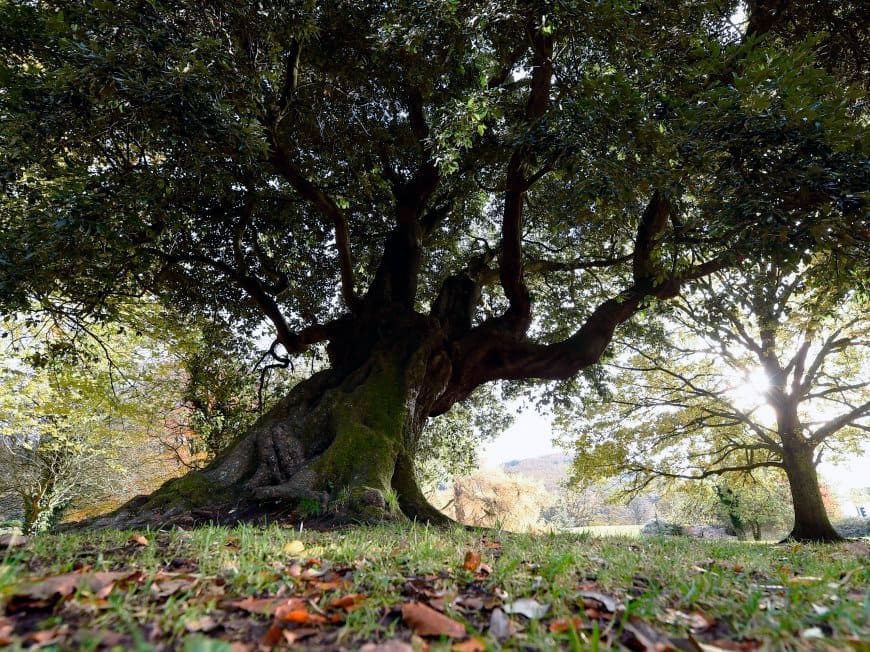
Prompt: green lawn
<box><xmin>1</xmin><ymin>524</ymin><xmax>867</xmax><ymax>650</ymax></box>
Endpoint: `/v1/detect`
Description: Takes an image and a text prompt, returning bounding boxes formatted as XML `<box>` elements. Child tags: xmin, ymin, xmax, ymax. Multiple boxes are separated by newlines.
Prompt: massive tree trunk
<box><xmin>779</xmin><ymin>433</ymin><xmax>842</xmax><ymax>543</ymax></box>
<box><xmin>135</xmin><ymin>314</ymin><xmax>455</xmax><ymax>524</ymax></box>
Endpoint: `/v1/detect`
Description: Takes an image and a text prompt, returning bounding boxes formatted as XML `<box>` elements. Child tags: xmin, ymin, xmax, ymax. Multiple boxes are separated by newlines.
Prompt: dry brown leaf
<box><xmin>128</xmin><ymin>535</ymin><xmax>149</xmax><ymax>547</ymax></box>
<box><xmin>577</xmin><ymin>590</ymin><xmax>619</xmax><ymax>613</ymax></box>
<box><xmin>456</xmin><ymin>596</ymin><xmax>484</xmax><ymax>610</ymax></box>
<box><xmin>226</xmin><ymin>596</ymin><xmax>288</xmax><ymax>616</ymax></box>
<box><xmin>312</xmin><ymin>577</ymin><xmax>351</xmax><ymax>591</ymax></box>
<box><xmin>488</xmin><ymin>608</ymin><xmax>520</xmax><ymax>641</ymax></box>
<box><xmin>623</xmin><ymin>615</ymin><xmax>677</xmax><ymax>650</ymax></box>
<box><xmin>401</xmin><ymin>601</ymin><xmax>466</xmax><ymax>639</ymax></box>
<box><xmin>0</xmin><ymin>620</ymin><xmax>13</xmax><ymax>646</ymax></box>
<box><xmin>24</xmin><ymin>628</ymin><xmax>63</xmax><ymax>647</ymax></box>
<box><xmin>262</xmin><ymin>623</ymin><xmax>285</xmax><ymax>647</ymax></box>
<box><xmin>329</xmin><ymin>593</ymin><xmax>366</xmax><ymax>611</ymax></box>
<box><xmin>659</xmin><ymin>608</ymin><xmax>715</xmax><ymax>631</ymax></box>
<box><xmin>359</xmin><ymin>641</ymin><xmax>414</xmax><ymax>652</ymax></box>
<box><xmin>693</xmin><ymin>638</ymin><xmax>763</xmax><ymax>651</ymax></box>
<box><xmin>451</xmin><ymin>637</ymin><xmax>486</xmax><ymax>651</ymax></box>
<box><xmin>283</xmin><ymin>628</ymin><xmax>319</xmax><ymax>644</ymax></box>
<box><xmin>184</xmin><ymin>616</ymin><xmax>219</xmax><ymax>633</ymax></box>
<box><xmin>462</xmin><ymin>551</ymin><xmax>481</xmax><ymax>572</ymax></box>
<box><xmin>7</xmin><ymin>570</ymin><xmax>141</xmax><ymax>611</ymax></box>
<box><xmin>549</xmin><ymin>617</ymin><xmax>585</xmax><ymax>633</ymax></box>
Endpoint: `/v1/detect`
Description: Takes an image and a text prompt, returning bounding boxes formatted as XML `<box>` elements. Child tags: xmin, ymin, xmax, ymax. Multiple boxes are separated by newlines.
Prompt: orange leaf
<box><xmin>262</xmin><ymin>623</ymin><xmax>285</xmax><ymax>647</ymax></box>
<box><xmin>313</xmin><ymin>578</ymin><xmax>351</xmax><ymax>591</ymax></box>
<box><xmin>462</xmin><ymin>552</ymin><xmax>481</xmax><ymax>572</ymax></box>
<box><xmin>452</xmin><ymin>637</ymin><xmax>486</xmax><ymax>651</ymax></box>
<box><xmin>402</xmin><ymin>601</ymin><xmax>466</xmax><ymax>639</ymax></box>
<box><xmin>329</xmin><ymin>593</ymin><xmax>366</xmax><ymax>610</ymax></box>
<box><xmin>128</xmin><ymin>535</ymin><xmax>149</xmax><ymax>546</ymax></box>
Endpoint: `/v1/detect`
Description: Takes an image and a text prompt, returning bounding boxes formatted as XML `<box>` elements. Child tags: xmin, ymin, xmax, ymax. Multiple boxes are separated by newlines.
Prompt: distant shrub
<box><xmin>833</xmin><ymin>518</ymin><xmax>870</xmax><ymax>538</ymax></box>
<box><xmin>641</xmin><ymin>520</ymin><xmax>685</xmax><ymax>536</ymax></box>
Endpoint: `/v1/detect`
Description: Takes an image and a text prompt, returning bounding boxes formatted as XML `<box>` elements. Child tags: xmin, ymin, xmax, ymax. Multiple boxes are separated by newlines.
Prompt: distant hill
<box><xmin>502</xmin><ymin>453</ymin><xmax>571</xmax><ymax>492</ymax></box>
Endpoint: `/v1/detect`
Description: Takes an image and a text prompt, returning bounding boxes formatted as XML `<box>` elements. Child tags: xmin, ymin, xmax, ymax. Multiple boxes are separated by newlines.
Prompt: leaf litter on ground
<box><xmin>0</xmin><ymin>524</ymin><xmax>866</xmax><ymax>650</ymax></box>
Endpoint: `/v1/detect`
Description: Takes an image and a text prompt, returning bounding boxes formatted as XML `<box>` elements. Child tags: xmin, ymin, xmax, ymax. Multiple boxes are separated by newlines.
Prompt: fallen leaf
<box><xmin>787</xmin><ymin>576</ymin><xmax>823</xmax><ymax>586</ymax></box>
<box><xmin>577</xmin><ymin>590</ymin><xmax>619</xmax><ymax>613</ymax></box>
<box><xmin>7</xmin><ymin>570</ymin><xmax>141</xmax><ymax>611</ymax></box>
<box><xmin>359</xmin><ymin>641</ymin><xmax>414</xmax><ymax>652</ymax></box>
<box><xmin>312</xmin><ymin>577</ymin><xmax>351</xmax><ymax>591</ymax></box>
<box><xmin>622</xmin><ymin>615</ymin><xmax>676</xmax><ymax>650</ymax></box>
<box><xmin>549</xmin><ymin>617</ymin><xmax>585</xmax><ymax>633</ymax></box>
<box><xmin>452</xmin><ymin>637</ymin><xmax>486</xmax><ymax>651</ymax></box>
<box><xmin>659</xmin><ymin>608</ymin><xmax>715</xmax><ymax>631</ymax></box>
<box><xmin>488</xmin><ymin>608</ymin><xmax>520</xmax><ymax>641</ymax></box>
<box><xmin>24</xmin><ymin>628</ymin><xmax>63</xmax><ymax>647</ymax></box>
<box><xmin>283</xmin><ymin>628</ymin><xmax>318</xmax><ymax>644</ymax></box>
<box><xmin>695</xmin><ymin>638</ymin><xmax>763</xmax><ymax>651</ymax></box>
<box><xmin>401</xmin><ymin>601</ymin><xmax>466</xmax><ymax>638</ymax></box>
<box><xmin>151</xmin><ymin>578</ymin><xmax>195</xmax><ymax>598</ymax></box>
<box><xmin>184</xmin><ymin>616</ymin><xmax>219</xmax><ymax>633</ymax></box>
<box><xmin>329</xmin><ymin>593</ymin><xmax>366</xmax><ymax>610</ymax></box>
<box><xmin>456</xmin><ymin>596</ymin><xmax>484</xmax><ymax>610</ymax></box>
<box><xmin>226</xmin><ymin>596</ymin><xmax>288</xmax><ymax>616</ymax></box>
<box><xmin>0</xmin><ymin>534</ymin><xmax>28</xmax><ymax>548</ymax></box>
<box><xmin>128</xmin><ymin>535</ymin><xmax>149</xmax><ymax>547</ymax></box>
<box><xmin>283</xmin><ymin>540</ymin><xmax>305</xmax><ymax>555</ymax></box>
<box><xmin>462</xmin><ymin>551</ymin><xmax>481</xmax><ymax>572</ymax></box>
<box><xmin>801</xmin><ymin>627</ymin><xmax>825</xmax><ymax>639</ymax></box>
<box><xmin>224</xmin><ymin>537</ymin><xmax>241</xmax><ymax>552</ymax></box>
<box><xmin>0</xmin><ymin>620</ymin><xmax>13</xmax><ymax>646</ymax></box>
<box><xmin>504</xmin><ymin>598</ymin><xmax>550</xmax><ymax>619</ymax></box>
<box><xmin>262</xmin><ymin>623</ymin><xmax>285</xmax><ymax>647</ymax></box>
<box><xmin>276</xmin><ymin>608</ymin><xmax>326</xmax><ymax>625</ymax></box>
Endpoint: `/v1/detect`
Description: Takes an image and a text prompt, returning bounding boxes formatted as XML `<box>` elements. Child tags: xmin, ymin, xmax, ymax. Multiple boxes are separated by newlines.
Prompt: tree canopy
<box><xmin>1</xmin><ymin>0</ymin><xmax>867</xmax><ymax>526</ymax></box>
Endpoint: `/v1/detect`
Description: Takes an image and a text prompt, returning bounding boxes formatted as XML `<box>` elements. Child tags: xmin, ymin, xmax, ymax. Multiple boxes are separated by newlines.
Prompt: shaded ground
<box><xmin>0</xmin><ymin>525</ymin><xmax>867</xmax><ymax>650</ymax></box>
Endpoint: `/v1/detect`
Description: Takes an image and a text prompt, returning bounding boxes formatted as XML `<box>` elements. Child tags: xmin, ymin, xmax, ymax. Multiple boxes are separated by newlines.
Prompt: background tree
<box><xmin>1</xmin><ymin>0</ymin><xmax>865</xmax><ymax>524</ymax></box>
<box><xmin>665</xmin><ymin>471</ymin><xmax>794</xmax><ymax>540</ymax></box>
<box><xmin>558</xmin><ymin>259</ymin><xmax>870</xmax><ymax>541</ymax></box>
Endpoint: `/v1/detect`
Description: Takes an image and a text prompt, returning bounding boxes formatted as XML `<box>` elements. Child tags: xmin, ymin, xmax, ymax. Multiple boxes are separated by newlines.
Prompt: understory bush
<box><xmin>833</xmin><ymin>517</ymin><xmax>870</xmax><ymax>538</ymax></box>
<box><xmin>641</xmin><ymin>520</ymin><xmax>685</xmax><ymax>536</ymax></box>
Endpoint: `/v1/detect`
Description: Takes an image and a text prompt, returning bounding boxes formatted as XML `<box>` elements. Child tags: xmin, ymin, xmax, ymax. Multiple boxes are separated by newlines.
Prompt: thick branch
<box><xmin>810</xmin><ymin>399</ymin><xmax>870</xmax><ymax>444</ymax></box>
<box><xmin>498</xmin><ymin>25</ymin><xmax>553</xmax><ymax>331</ymax></box>
<box><xmin>268</xmin><ymin>145</ymin><xmax>359</xmax><ymax>309</ymax></box>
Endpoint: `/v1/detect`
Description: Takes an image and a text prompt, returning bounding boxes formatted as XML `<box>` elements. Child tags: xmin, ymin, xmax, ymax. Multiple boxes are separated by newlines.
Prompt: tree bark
<box><xmin>131</xmin><ymin>316</ymin><xmax>455</xmax><ymax>525</ymax></box>
<box><xmin>780</xmin><ymin>435</ymin><xmax>843</xmax><ymax>542</ymax></box>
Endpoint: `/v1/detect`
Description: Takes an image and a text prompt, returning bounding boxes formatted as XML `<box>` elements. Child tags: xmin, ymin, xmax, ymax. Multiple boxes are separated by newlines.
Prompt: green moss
<box><xmin>312</xmin><ymin>352</ymin><xmax>411</xmax><ymax>517</ymax></box>
<box><xmin>144</xmin><ymin>473</ymin><xmax>225</xmax><ymax>510</ymax></box>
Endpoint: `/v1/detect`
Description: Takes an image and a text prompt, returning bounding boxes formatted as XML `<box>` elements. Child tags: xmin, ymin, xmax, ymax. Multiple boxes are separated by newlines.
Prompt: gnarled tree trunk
<box><xmin>136</xmin><ymin>314</ymin><xmax>455</xmax><ymax>524</ymax></box>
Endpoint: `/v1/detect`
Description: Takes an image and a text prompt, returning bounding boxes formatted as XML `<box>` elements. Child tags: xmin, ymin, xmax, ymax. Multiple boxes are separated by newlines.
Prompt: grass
<box><xmin>0</xmin><ymin>524</ymin><xmax>867</xmax><ymax>650</ymax></box>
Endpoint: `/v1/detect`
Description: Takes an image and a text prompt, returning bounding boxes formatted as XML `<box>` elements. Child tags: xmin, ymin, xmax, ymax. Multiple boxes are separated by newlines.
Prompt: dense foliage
<box><xmin>1</xmin><ymin>0</ymin><xmax>866</xmax><ymax>526</ymax></box>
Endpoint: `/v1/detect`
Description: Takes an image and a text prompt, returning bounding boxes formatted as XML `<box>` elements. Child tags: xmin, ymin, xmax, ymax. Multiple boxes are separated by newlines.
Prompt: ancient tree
<box><xmin>0</xmin><ymin>1</ymin><xmax>865</xmax><ymax>524</ymax></box>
